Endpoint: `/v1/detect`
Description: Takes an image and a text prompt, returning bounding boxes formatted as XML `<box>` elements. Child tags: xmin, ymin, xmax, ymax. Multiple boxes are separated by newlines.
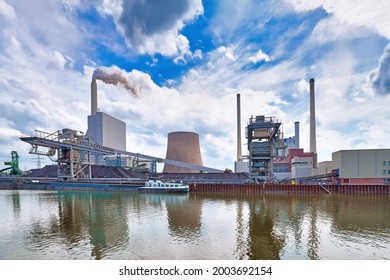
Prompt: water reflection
<box><xmin>0</xmin><ymin>190</ymin><xmax>389</xmax><ymax>260</ymax></box>
<box><xmin>11</xmin><ymin>192</ymin><xmax>21</xmax><ymax>218</ymax></box>
<box><xmin>307</xmin><ymin>204</ymin><xmax>320</xmax><ymax>260</ymax></box>
<box><xmin>246</xmin><ymin>198</ymin><xmax>285</xmax><ymax>259</ymax></box>
<box><xmin>165</xmin><ymin>194</ymin><xmax>202</xmax><ymax>241</ymax></box>
<box><xmin>26</xmin><ymin>192</ymin><xmax>131</xmax><ymax>259</ymax></box>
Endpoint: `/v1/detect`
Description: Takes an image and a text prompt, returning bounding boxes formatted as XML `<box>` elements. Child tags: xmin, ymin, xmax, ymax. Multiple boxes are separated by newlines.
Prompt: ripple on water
<box><xmin>1</xmin><ymin>191</ymin><xmax>389</xmax><ymax>260</ymax></box>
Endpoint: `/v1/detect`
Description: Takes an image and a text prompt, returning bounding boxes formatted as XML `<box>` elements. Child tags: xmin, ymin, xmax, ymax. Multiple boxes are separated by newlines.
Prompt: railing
<box><xmin>21</xmin><ymin>130</ymin><xmax>59</xmax><ymax>141</ymax></box>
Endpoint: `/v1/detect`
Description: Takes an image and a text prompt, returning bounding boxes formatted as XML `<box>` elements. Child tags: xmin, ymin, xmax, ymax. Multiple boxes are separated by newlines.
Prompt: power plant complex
<box><xmin>2</xmin><ymin>70</ymin><xmax>390</xmax><ymax>192</ymax></box>
<box><xmin>16</xmin><ymin>71</ymin><xmax>222</xmax><ymax>182</ymax></box>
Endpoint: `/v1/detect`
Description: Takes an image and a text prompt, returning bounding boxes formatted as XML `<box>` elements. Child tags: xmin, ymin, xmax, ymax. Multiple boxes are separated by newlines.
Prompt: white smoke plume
<box><xmin>92</xmin><ymin>65</ymin><xmax>141</xmax><ymax>96</ymax></box>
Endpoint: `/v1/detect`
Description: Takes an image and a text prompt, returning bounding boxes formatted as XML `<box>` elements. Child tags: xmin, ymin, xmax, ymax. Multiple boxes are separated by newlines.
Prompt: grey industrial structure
<box><xmin>246</xmin><ymin>115</ymin><xmax>285</xmax><ymax>182</ymax></box>
<box><xmin>316</xmin><ymin>149</ymin><xmax>390</xmax><ymax>184</ymax></box>
<box><xmin>87</xmin><ymin>79</ymin><xmax>126</xmax><ymax>165</ymax></box>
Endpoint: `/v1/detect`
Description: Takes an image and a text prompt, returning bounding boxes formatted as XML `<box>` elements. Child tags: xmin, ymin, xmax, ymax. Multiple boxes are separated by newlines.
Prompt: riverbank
<box><xmin>1</xmin><ymin>177</ymin><xmax>389</xmax><ymax>195</ymax></box>
<box><xmin>190</xmin><ymin>183</ymin><xmax>390</xmax><ymax>195</ymax></box>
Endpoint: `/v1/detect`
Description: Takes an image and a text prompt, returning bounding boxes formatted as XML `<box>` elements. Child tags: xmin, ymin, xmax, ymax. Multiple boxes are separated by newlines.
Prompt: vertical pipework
<box><xmin>91</xmin><ymin>79</ymin><xmax>97</xmax><ymax>116</ymax></box>
<box><xmin>294</xmin><ymin>121</ymin><xmax>300</xmax><ymax>149</ymax></box>
<box><xmin>237</xmin><ymin>93</ymin><xmax>242</xmax><ymax>161</ymax></box>
<box><xmin>309</xmin><ymin>78</ymin><xmax>317</xmax><ymax>154</ymax></box>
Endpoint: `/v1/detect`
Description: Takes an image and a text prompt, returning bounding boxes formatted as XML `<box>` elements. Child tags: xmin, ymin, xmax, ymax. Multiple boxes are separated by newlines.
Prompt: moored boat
<box><xmin>138</xmin><ymin>179</ymin><xmax>189</xmax><ymax>193</ymax></box>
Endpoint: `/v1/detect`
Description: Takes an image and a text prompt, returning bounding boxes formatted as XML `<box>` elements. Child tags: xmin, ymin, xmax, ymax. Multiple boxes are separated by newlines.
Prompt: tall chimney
<box><xmin>294</xmin><ymin>121</ymin><xmax>300</xmax><ymax>149</ymax></box>
<box><xmin>236</xmin><ymin>93</ymin><xmax>243</xmax><ymax>162</ymax></box>
<box><xmin>309</xmin><ymin>78</ymin><xmax>317</xmax><ymax>159</ymax></box>
<box><xmin>91</xmin><ymin>79</ymin><xmax>97</xmax><ymax>116</ymax></box>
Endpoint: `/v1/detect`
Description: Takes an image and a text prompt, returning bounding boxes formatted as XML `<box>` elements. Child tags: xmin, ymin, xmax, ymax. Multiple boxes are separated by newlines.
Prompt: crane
<box><xmin>1</xmin><ymin>151</ymin><xmax>24</xmax><ymax>176</ymax></box>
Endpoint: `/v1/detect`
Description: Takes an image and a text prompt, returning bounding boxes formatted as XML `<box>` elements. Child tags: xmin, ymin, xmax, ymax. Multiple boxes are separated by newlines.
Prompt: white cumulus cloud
<box><xmin>102</xmin><ymin>0</ymin><xmax>204</xmax><ymax>58</ymax></box>
<box><xmin>216</xmin><ymin>46</ymin><xmax>237</xmax><ymax>61</ymax></box>
<box><xmin>249</xmin><ymin>49</ymin><xmax>273</xmax><ymax>63</ymax></box>
<box><xmin>285</xmin><ymin>0</ymin><xmax>390</xmax><ymax>39</ymax></box>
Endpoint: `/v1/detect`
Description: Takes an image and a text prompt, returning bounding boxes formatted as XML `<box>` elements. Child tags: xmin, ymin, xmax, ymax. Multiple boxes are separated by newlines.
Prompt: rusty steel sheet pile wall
<box><xmin>189</xmin><ymin>183</ymin><xmax>390</xmax><ymax>195</ymax></box>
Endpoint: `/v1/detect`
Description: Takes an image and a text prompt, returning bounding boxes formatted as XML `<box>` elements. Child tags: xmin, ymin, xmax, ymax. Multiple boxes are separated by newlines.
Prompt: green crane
<box><xmin>2</xmin><ymin>151</ymin><xmax>24</xmax><ymax>176</ymax></box>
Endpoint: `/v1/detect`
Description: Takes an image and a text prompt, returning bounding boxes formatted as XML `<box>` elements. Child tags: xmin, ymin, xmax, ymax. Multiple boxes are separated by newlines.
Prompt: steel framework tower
<box><xmin>246</xmin><ymin>115</ymin><xmax>285</xmax><ymax>182</ymax></box>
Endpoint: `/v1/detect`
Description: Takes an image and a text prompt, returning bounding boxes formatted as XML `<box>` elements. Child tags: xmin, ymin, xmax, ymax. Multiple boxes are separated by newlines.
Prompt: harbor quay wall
<box><xmin>1</xmin><ymin>179</ymin><xmax>389</xmax><ymax>195</ymax></box>
<box><xmin>189</xmin><ymin>183</ymin><xmax>390</xmax><ymax>195</ymax></box>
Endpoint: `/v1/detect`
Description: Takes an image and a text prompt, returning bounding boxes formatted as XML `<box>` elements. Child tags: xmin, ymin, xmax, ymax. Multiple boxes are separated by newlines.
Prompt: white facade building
<box><xmin>291</xmin><ymin>157</ymin><xmax>313</xmax><ymax>178</ymax></box>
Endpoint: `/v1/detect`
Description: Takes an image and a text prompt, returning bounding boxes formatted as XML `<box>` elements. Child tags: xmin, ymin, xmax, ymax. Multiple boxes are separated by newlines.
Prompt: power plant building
<box><xmin>87</xmin><ymin>79</ymin><xmax>126</xmax><ymax>165</ymax></box>
<box><xmin>87</xmin><ymin>112</ymin><xmax>126</xmax><ymax>150</ymax></box>
<box><xmin>273</xmin><ymin>148</ymin><xmax>317</xmax><ymax>180</ymax></box>
<box><xmin>282</xmin><ymin>121</ymin><xmax>300</xmax><ymax>155</ymax></box>
<box><xmin>291</xmin><ymin>157</ymin><xmax>313</xmax><ymax>179</ymax></box>
<box><xmin>330</xmin><ymin>149</ymin><xmax>390</xmax><ymax>184</ymax></box>
<box><xmin>246</xmin><ymin>115</ymin><xmax>285</xmax><ymax>181</ymax></box>
<box><xmin>87</xmin><ymin>112</ymin><xmax>126</xmax><ymax>165</ymax></box>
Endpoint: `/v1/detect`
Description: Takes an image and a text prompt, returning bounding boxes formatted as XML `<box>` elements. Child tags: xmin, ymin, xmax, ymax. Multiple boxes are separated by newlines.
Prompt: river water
<box><xmin>0</xmin><ymin>190</ymin><xmax>389</xmax><ymax>260</ymax></box>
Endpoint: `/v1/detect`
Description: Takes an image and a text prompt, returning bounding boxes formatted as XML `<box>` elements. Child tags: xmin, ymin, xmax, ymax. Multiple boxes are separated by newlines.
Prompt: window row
<box><xmin>383</xmin><ymin>161</ymin><xmax>390</xmax><ymax>166</ymax></box>
<box><xmin>382</xmin><ymin>170</ymin><xmax>390</xmax><ymax>175</ymax></box>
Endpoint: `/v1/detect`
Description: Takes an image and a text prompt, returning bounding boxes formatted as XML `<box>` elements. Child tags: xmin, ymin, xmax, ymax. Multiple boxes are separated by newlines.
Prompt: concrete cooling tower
<box><xmin>163</xmin><ymin>131</ymin><xmax>203</xmax><ymax>173</ymax></box>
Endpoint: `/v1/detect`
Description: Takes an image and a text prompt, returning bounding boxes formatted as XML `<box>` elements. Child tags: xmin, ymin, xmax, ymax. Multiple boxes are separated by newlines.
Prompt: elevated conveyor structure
<box><xmin>21</xmin><ymin>129</ymin><xmax>223</xmax><ymax>180</ymax></box>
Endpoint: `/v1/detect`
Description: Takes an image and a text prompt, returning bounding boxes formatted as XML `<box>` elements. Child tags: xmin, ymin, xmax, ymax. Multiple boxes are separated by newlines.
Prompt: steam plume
<box><xmin>92</xmin><ymin>66</ymin><xmax>140</xmax><ymax>96</ymax></box>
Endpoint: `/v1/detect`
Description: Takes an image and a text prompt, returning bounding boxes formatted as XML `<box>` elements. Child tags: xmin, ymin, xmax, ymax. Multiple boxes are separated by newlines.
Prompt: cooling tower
<box><xmin>163</xmin><ymin>131</ymin><xmax>203</xmax><ymax>173</ymax></box>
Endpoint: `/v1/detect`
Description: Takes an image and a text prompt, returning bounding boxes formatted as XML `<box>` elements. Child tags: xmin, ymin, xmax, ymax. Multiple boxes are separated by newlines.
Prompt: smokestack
<box><xmin>309</xmin><ymin>78</ymin><xmax>317</xmax><ymax>169</ymax></box>
<box><xmin>294</xmin><ymin>121</ymin><xmax>300</xmax><ymax>149</ymax></box>
<box><xmin>91</xmin><ymin>79</ymin><xmax>97</xmax><ymax>115</ymax></box>
<box><xmin>237</xmin><ymin>93</ymin><xmax>242</xmax><ymax>162</ymax></box>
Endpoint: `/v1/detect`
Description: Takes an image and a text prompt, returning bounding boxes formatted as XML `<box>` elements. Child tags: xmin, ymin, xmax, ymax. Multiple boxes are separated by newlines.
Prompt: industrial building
<box><xmin>319</xmin><ymin>149</ymin><xmax>390</xmax><ymax>185</ymax></box>
<box><xmin>87</xmin><ymin>79</ymin><xmax>126</xmax><ymax>165</ymax></box>
<box><xmin>273</xmin><ymin>148</ymin><xmax>317</xmax><ymax>180</ymax></box>
<box><xmin>291</xmin><ymin>157</ymin><xmax>313</xmax><ymax>179</ymax></box>
<box><xmin>245</xmin><ymin>115</ymin><xmax>285</xmax><ymax>182</ymax></box>
<box><xmin>272</xmin><ymin>78</ymin><xmax>319</xmax><ymax>181</ymax></box>
<box><xmin>282</xmin><ymin>121</ymin><xmax>300</xmax><ymax>154</ymax></box>
<box><xmin>234</xmin><ymin>78</ymin><xmax>321</xmax><ymax>182</ymax></box>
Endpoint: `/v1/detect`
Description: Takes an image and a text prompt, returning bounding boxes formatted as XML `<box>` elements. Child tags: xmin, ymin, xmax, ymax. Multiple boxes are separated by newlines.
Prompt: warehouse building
<box><xmin>324</xmin><ymin>149</ymin><xmax>390</xmax><ymax>185</ymax></box>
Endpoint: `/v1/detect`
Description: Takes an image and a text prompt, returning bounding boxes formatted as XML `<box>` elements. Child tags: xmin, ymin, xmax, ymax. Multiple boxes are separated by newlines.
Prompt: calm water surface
<box><xmin>0</xmin><ymin>190</ymin><xmax>389</xmax><ymax>260</ymax></box>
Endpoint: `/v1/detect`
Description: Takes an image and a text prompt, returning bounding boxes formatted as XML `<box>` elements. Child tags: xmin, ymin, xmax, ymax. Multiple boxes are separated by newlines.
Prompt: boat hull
<box><xmin>138</xmin><ymin>186</ymin><xmax>189</xmax><ymax>193</ymax></box>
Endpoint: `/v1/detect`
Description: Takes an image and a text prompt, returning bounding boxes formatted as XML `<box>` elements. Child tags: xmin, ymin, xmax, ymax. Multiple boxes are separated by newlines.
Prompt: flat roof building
<box><xmin>331</xmin><ymin>149</ymin><xmax>390</xmax><ymax>184</ymax></box>
<box><xmin>87</xmin><ymin>112</ymin><xmax>126</xmax><ymax>165</ymax></box>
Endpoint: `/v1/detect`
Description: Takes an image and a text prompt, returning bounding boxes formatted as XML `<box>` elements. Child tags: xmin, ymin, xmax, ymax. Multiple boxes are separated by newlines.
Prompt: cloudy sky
<box><xmin>0</xmin><ymin>0</ymin><xmax>389</xmax><ymax>171</ymax></box>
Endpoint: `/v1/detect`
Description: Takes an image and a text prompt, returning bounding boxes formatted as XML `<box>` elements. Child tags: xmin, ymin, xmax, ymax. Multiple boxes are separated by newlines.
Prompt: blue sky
<box><xmin>0</xmin><ymin>0</ymin><xmax>389</xmax><ymax>171</ymax></box>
